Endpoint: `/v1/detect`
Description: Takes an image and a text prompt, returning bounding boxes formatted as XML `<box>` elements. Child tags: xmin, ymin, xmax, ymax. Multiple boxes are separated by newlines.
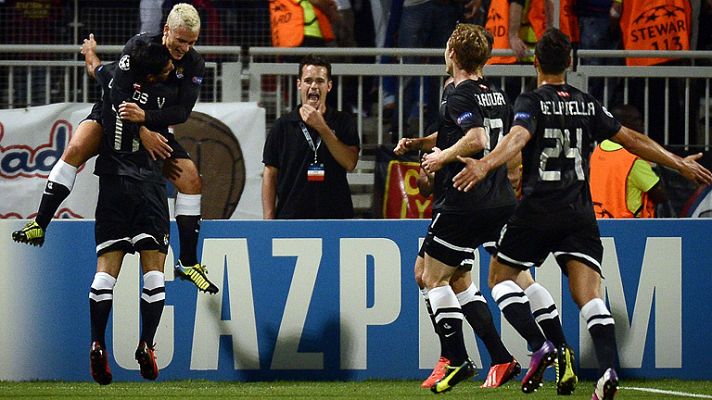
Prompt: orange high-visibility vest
<box><xmin>269</xmin><ymin>0</ymin><xmax>335</xmax><ymax>47</ymax></box>
<box><xmin>529</xmin><ymin>0</ymin><xmax>580</xmax><ymax>43</ymax></box>
<box><xmin>485</xmin><ymin>0</ymin><xmax>517</xmax><ymax>64</ymax></box>
<box><xmin>620</xmin><ymin>0</ymin><xmax>690</xmax><ymax>66</ymax></box>
<box><xmin>590</xmin><ymin>145</ymin><xmax>655</xmax><ymax>218</ymax></box>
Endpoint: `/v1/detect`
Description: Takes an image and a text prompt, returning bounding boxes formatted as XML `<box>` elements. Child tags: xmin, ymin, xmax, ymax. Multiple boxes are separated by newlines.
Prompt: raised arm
<box><xmin>300</xmin><ymin>104</ymin><xmax>359</xmax><ymax>171</ymax></box>
<box><xmin>81</xmin><ymin>33</ymin><xmax>101</xmax><ymax>78</ymax></box>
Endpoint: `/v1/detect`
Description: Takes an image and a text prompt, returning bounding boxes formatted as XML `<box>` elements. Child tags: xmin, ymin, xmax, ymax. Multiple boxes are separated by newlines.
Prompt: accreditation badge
<box><xmin>307</xmin><ymin>163</ymin><xmax>325</xmax><ymax>182</ymax></box>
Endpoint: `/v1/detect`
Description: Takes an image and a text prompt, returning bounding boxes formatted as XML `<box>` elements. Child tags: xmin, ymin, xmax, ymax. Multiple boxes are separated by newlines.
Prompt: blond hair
<box><xmin>448</xmin><ymin>24</ymin><xmax>490</xmax><ymax>74</ymax></box>
<box><xmin>166</xmin><ymin>3</ymin><xmax>201</xmax><ymax>33</ymax></box>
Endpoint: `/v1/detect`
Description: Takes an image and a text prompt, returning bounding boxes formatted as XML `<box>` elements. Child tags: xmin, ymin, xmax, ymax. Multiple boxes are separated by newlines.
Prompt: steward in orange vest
<box><xmin>270</xmin><ymin>0</ymin><xmax>335</xmax><ymax>47</ymax></box>
<box><xmin>485</xmin><ymin>0</ymin><xmax>518</xmax><ymax>64</ymax></box>
<box><xmin>590</xmin><ymin>140</ymin><xmax>661</xmax><ymax>218</ymax></box>
<box><xmin>619</xmin><ymin>0</ymin><xmax>690</xmax><ymax>66</ymax></box>
<box><xmin>529</xmin><ymin>0</ymin><xmax>580</xmax><ymax>43</ymax></box>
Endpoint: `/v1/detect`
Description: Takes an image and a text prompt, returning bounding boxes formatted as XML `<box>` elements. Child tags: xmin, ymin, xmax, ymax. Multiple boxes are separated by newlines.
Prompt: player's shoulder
<box><xmin>449</xmin><ymin>79</ymin><xmax>481</xmax><ymax>102</ymax></box>
<box><xmin>184</xmin><ymin>47</ymin><xmax>205</xmax><ymax>67</ymax></box>
<box><xmin>327</xmin><ymin>108</ymin><xmax>356</xmax><ymax>127</ymax></box>
<box><xmin>443</xmin><ymin>81</ymin><xmax>457</xmax><ymax>95</ymax></box>
<box><xmin>95</xmin><ymin>62</ymin><xmax>116</xmax><ymax>85</ymax></box>
<box><xmin>124</xmin><ymin>32</ymin><xmax>155</xmax><ymax>48</ymax></box>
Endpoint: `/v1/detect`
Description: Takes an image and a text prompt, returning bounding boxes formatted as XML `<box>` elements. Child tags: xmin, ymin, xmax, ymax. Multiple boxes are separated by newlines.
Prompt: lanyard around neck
<box><xmin>299</xmin><ymin>122</ymin><xmax>322</xmax><ymax>163</ymax></box>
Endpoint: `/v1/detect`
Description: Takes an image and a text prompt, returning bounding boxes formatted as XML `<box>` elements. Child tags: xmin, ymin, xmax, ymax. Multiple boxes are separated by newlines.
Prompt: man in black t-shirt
<box><xmin>88</xmin><ymin>41</ymin><xmax>174</xmax><ymax>386</ymax></box>
<box><xmin>262</xmin><ymin>55</ymin><xmax>360</xmax><ymax>219</ymax></box>
<box><xmin>453</xmin><ymin>29</ymin><xmax>712</xmax><ymax>400</ymax></box>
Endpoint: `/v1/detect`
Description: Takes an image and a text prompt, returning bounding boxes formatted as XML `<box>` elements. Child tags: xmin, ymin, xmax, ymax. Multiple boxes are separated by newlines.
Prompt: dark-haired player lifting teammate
<box><xmin>453</xmin><ymin>28</ymin><xmax>712</xmax><ymax>399</ymax></box>
<box><xmin>12</xmin><ymin>3</ymin><xmax>217</xmax><ymax>294</ymax></box>
<box><xmin>88</xmin><ymin>40</ymin><xmax>175</xmax><ymax>385</ymax></box>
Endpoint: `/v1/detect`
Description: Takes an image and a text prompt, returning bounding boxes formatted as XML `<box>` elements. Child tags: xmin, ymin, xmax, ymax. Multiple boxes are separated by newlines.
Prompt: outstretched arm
<box><xmin>394</xmin><ymin>132</ymin><xmax>438</xmax><ymax>155</ymax></box>
<box><xmin>611</xmin><ymin>126</ymin><xmax>712</xmax><ymax>185</ymax></box>
<box><xmin>452</xmin><ymin>125</ymin><xmax>532</xmax><ymax>191</ymax></box>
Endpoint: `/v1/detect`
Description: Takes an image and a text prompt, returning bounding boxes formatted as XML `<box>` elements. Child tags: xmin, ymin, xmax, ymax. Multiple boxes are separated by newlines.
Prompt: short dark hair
<box><xmin>298</xmin><ymin>54</ymin><xmax>331</xmax><ymax>80</ymax></box>
<box><xmin>535</xmin><ymin>28</ymin><xmax>571</xmax><ymax>74</ymax></box>
<box><xmin>131</xmin><ymin>41</ymin><xmax>171</xmax><ymax>82</ymax></box>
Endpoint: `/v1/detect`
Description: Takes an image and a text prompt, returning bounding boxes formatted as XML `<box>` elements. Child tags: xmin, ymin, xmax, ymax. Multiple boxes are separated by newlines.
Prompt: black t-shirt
<box><xmin>262</xmin><ymin>107</ymin><xmax>361</xmax><ymax>219</ymax></box>
<box><xmin>512</xmin><ymin>83</ymin><xmax>621</xmax><ymax>214</ymax></box>
<box><xmin>111</xmin><ymin>33</ymin><xmax>204</xmax><ymax>128</ymax></box>
<box><xmin>93</xmin><ymin>63</ymin><xmax>177</xmax><ymax>183</ymax></box>
<box><xmin>438</xmin><ymin>78</ymin><xmax>516</xmax><ymax>213</ymax></box>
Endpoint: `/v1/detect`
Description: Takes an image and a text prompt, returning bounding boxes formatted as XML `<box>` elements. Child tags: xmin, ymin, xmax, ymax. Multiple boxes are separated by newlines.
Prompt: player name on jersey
<box><xmin>475</xmin><ymin>92</ymin><xmax>506</xmax><ymax>107</ymax></box>
<box><xmin>540</xmin><ymin>100</ymin><xmax>596</xmax><ymax>116</ymax></box>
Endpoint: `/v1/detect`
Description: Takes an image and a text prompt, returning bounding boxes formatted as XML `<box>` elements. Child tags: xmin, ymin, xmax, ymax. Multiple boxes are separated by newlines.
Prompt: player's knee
<box><xmin>570</xmin><ymin>289</ymin><xmax>598</xmax><ymax>309</ymax></box>
<box><xmin>176</xmin><ymin>168</ymin><xmax>202</xmax><ymax>194</ymax></box>
<box><xmin>414</xmin><ymin>263</ymin><xmax>425</xmax><ymax>289</ymax></box>
<box><xmin>488</xmin><ymin>269</ymin><xmax>511</xmax><ymax>289</ymax></box>
<box><xmin>62</xmin><ymin>141</ymin><xmax>90</xmax><ymax>167</ymax></box>
<box><xmin>414</xmin><ymin>272</ymin><xmax>425</xmax><ymax>289</ymax></box>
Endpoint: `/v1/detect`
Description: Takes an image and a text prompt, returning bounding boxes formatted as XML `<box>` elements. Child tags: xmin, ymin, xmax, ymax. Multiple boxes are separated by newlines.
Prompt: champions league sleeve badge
<box><xmin>119</xmin><ymin>54</ymin><xmax>130</xmax><ymax>71</ymax></box>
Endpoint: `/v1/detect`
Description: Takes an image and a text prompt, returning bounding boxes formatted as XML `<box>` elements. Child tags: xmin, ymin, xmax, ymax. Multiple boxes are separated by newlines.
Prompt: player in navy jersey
<box><xmin>12</xmin><ymin>3</ymin><xmax>218</xmax><ymax>295</ymax></box>
<box><xmin>88</xmin><ymin>41</ymin><xmax>174</xmax><ymax>385</ymax></box>
<box><xmin>397</xmin><ymin>78</ymin><xmax>523</xmax><ymax>391</ymax></box>
<box><xmin>453</xmin><ymin>29</ymin><xmax>712</xmax><ymax>400</ymax></box>
<box><xmin>401</xmin><ymin>79</ymin><xmax>577</xmax><ymax>393</ymax></box>
<box><xmin>399</xmin><ymin>24</ymin><xmax>521</xmax><ymax>394</ymax></box>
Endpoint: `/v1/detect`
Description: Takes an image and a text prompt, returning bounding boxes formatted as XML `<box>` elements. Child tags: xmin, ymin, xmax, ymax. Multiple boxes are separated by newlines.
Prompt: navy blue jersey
<box><xmin>438</xmin><ymin>78</ymin><xmax>516</xmax><ymax>213</ymax></box>
<box><xmin>512</xmin><ymin>83</ymin><xmax>621</xmax><ymax>213</ymax></box>
<box><xmin>93</xmin><ymin>63</ymin><xmax>177</xmax><ymax>182</ymax></box>
<box><xmin>112</xmin><ymin>33</ymin><xmax>204</xmax><ymax>128</ymax></box>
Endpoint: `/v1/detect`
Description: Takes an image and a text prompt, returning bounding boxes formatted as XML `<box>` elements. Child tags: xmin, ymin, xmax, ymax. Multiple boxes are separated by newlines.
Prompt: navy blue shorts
<box><xmin>95</xmin><ymin>175</ymin><xmax>169</xmax><ymax>255</ymax></box>
<box><xmin>496</xmin><ymin>208</ymin><xmax>604</xmax><ymax>276</ymax></box>
<box><xmin>421</xmin><ymin>205</ymin><xmax>514</xmax><ymax>268</ymax></box>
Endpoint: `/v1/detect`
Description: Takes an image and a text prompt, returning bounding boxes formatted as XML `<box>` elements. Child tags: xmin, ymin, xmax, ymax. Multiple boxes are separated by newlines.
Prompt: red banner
<box><xmin>382</xmin><ymin>160</ymin><xmax>432</xmax><ymax>219</ymax></box>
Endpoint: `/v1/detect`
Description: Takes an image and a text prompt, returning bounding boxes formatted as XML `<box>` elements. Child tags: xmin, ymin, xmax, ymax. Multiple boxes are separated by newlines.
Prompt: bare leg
<box><xmin>13</xmin><ymin>120</ymin><xmax>102</xmax><ymax>246</ymax></box>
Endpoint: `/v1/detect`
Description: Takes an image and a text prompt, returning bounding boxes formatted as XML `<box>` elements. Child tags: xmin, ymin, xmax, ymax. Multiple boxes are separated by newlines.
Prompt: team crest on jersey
<box><xmin>514</xmin><ymin>112</ymin><xmax>530</xmax><ymax>121</ymax></box>
<box><xmin>175</xmin><ymin>66</ymin><xmax>184</xmax><ymax>79</ymax></box>
<box><xmin>119</xmin><ymin>55</ymin><xmax>130</xmax><ymax>71</ymax></box>
<box><xmin>457</xmin><ymin>112</ymin><xmax>474</xmax><ymax>125</ymax></box>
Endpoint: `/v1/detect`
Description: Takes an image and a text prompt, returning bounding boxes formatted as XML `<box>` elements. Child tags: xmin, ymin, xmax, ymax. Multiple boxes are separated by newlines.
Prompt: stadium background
<box><xmin>0</xmin><ymin>0</ymin><xmax>711</xmax><ymax>385</ymax></box>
